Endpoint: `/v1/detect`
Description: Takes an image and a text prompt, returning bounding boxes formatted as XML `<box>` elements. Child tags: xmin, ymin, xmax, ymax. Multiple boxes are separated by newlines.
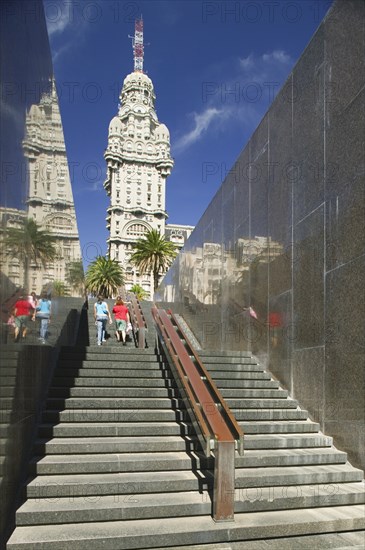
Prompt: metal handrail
<box><xmin>169</xmin><ymin>310</ymin><xmax>244</xmax><ymax>456</ymax></box>
<box><xmin>128</xmin><ymin>295</ymin><xmax>147</xmax><ymax>348</ymax></box>
<box><xmin>152</xmin><ymin>306</ymin><xmax>244</xmax><ymax>522</ymax></box>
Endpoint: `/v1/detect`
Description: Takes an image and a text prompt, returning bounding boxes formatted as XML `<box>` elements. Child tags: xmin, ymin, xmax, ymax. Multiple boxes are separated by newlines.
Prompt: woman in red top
<box><xmin>112</xmin><ymin>297</ymin><xmax>130</xmax><ymax>345</ymax></box>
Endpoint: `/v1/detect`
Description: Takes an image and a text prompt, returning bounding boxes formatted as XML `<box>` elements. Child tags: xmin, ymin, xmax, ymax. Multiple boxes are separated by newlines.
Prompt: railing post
<box><xmin>213</xmin><ymin>440</ymin><xmax>235</xmax><ymax>522</ymax></box>
<box><xmin>138</xmin><ymin>326</ymin><xmax>146</xmax><ymax>348</ymax></box>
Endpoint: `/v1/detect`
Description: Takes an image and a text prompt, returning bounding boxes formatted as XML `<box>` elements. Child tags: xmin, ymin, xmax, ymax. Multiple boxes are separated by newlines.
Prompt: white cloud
<box><xmin>44</xmin><ymin>0</ymin><xmax>90</xmax><ymax>64</ymax></box>
<box><xmin>262</xmin><ymin>50</ymin><xmax>292</xmax><ymax>65</ymax></box>
<box><xmin>239</xmin><ymin>54</ymin><xmax>254</xmax><ymax>69</ymax></box>
<box><xmin>174</xmin><ymin>107</ymin><xmax>224</xmax><ymax>152</ymax></box>
<box><xmin>44</xmin><ymin>0</ymin><xmax>72</xmax><ymax>37</ymax></box>
<box><xmin>0</xmin><ymin>98</ymin><xmax>24</xmax><ymax>130</ymax></box>
<box><xmin>173</xmin><ymin>48</ymin><xmax>293</xmax><ymax>154</ymax></box>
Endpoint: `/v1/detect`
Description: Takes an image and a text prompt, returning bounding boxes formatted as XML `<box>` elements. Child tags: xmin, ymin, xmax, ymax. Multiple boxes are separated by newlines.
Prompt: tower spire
<box><xmin>132</xmin><ymin>17</ymin><xmax>144</xmax><ymax>72</ymax></box>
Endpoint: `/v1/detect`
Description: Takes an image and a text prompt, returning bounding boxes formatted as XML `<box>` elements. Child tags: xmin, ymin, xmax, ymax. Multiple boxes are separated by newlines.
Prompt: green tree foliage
<box><xmin>85</xmin><ymin>256</ymin><xmax>124</xmax><ymax>298</ymax></box>
<box><xmin>130</xmin><ymin>229</ymin><xmax>177</xmax><ymax>292</ymax></box>
<box><xmin>66</xmin><ymin>260</ymin><xmax>85</xmax><ymax>296</ymax></box>
<box><xmin>129</xmin><ymin>283</ymin><xmax>148</xmax><ymax>301</ymax></box>
<box><xmin>4</xmin><ymin>218</ymin><xmax>57</xmax><ymax>290</ymax></box>
<box><xmin>50</xmin><ymin>280</ymin><xmax>68</xmax><ymax>296</ymax></box>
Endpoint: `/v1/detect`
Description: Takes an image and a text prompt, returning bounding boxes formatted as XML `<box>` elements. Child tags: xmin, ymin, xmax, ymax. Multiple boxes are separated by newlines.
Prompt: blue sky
<box><xmin>44</xmin><ymin>0</ymin><xmax>333</xmax><ymax>266</ymax></box>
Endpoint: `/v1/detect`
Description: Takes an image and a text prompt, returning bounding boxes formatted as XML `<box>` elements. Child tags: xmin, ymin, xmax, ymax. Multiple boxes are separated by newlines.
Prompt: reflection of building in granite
<box><xmin>0</xmin><ymin>208</ymin><xmax>27</xmax><ymax>294</ymax></box>
<box><xmin>157</xmin><ymin>0</ymin><xmax>365</xmax><ymax>473</ymax></box>
<box><xmin>177</xmin><ymin>237</ymin><xmax>283</xmax><ymax>306</ymax></box>
<box><xmin>21</xmin><ymin>81</ymin><xmax>82</xmax><ymax>293</ymax></box>
<box><xmin>164</xmin><ymin>224</ymin><xmax>194</xmax><ymax>250</ymax></box>
<box><xmin>104</xmin><ymin>20</ymin><xmax>193</xmax><ymax>298</ymax></box>
<box><xmin>235</xmin><ymin>236</ymin><xmax>282</xmax><ymax>266</ymax></box>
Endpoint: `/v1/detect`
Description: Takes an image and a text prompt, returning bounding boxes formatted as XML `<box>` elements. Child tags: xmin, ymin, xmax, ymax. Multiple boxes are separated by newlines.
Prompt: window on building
<box><xmin>126</xmin><ymin>224</ymin><xmax>149</xmax><ymax>238</ymax></box>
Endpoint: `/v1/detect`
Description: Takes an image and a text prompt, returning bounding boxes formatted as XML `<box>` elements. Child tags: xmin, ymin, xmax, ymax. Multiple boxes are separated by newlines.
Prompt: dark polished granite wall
<box><xmin>0</xmin><ymin>2</ymin><xmax>84</xmax><ymax>546</ymax></box>
<box><xmin>157</xmin><ymin>0</ymin><xmax>365</xmax><ymax>470</ymax></box>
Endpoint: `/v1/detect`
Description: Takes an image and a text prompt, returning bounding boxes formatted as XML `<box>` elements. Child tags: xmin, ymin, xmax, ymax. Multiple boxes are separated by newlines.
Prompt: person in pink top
<box><xmin>112</xmin><ymin>296</ymin><xmax>130</xmax><ymax>345</ymax></box>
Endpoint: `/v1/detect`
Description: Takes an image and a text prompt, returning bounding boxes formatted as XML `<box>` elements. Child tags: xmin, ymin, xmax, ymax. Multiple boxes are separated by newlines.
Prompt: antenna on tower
<box><xmin>129</xmin><ymin>17</ymin><xmax>145</xmax><ymax>73</ymax></box>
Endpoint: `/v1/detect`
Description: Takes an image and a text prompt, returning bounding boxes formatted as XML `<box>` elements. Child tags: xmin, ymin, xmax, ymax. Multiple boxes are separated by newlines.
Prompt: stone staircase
<box><xmin>198</xmin><ymin>350</ymin><xmax>365</xmax><ymax>514</ymax></box>
<box><xmin>6</xmin><ymin>304</ymin><xmax>365</xmax><ymax>548</ymax></box>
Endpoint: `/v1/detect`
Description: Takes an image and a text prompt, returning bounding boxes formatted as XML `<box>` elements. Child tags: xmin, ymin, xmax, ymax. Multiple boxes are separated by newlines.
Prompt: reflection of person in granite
<box><xmin>35</xmin><ymin>292</ymin><xmax>52</xmax><ymax>344</ymax></box>
<box><xmin>268</xmin><ymin>311</ymin><xmax>283</xmax><ymax>348</ymax></box>
<box><xmin>13</xmin><ymin>293</ymin><xmax>35</xmax><ymax>342</ymax></box>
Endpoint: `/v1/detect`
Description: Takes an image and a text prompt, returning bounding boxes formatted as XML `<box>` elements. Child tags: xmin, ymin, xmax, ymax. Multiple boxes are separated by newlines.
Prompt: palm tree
<box><xmin>4</xmin><ymin>218</ymin><xmax>57</xmax><ymax>290</ymax></box>
<box><xmin>85</xmin><ymin>256</ymin><xmax>124</xmax><ymax>297</ymax></box>
<box><xmin>130</xmin><ymin>229</ymin><xmax>177</xmax><ymax>292</ymax></box>
<box><xmin>50</xmin><ymin>280</ymin><xmax>68</xmax><ymax>296</ymax></box>
<box><xmin>66</xmin><ymin>260</ymin><xmax>85</xmax><ymax>296</ymax></box>
<box><xmin>129</xmin><ymin>283</ymin><xmax>148</xmax><ymax>301</ymax></box>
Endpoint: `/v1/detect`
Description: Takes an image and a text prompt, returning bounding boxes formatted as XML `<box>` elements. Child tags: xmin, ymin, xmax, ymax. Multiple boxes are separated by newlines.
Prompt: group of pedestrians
<box><xmin>94</xmin><ymin>295</ymin><xmax>130</xmax><ymax>346</ymax></box>
<box><xmin>10</xmin><ymin>291</ymin><xmax>130</xmax><ymax>347</ymax></box>
<box><xmin>11</xmin><ymin>291</ymin><xmax>51</xmax><ymax>344</ymax></box>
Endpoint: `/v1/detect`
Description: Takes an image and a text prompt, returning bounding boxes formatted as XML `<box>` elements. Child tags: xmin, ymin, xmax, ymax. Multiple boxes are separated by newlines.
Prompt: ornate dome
<box><xmin>155</xmin><ymin>123</ymin><xmax>170</xmax><ymax>142</ymax></box>
<box><xmin>120</xmin><ymin>71</ymin><xmax>156</xmax><ymax>108</ymax></box>
<box><xmin>108</xmin><ymin>116</ymin><xmax>122</xmax><ymax>136</ymax></box>
<box><xmin>29</xmin><ymin>104</ymin><xmax>42</xmax><ymax>120</ymax></box>
<box><xmin>122</xmin><ymin>71</ymin><xmax>154</xmax><ymax>92</ymax></box>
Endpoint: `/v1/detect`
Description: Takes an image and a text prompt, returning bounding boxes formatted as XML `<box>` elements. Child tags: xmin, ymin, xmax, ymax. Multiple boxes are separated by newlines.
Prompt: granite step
<box><xmin>211</xmin><ymin>371</ymin><xmax>272</xmax><ymax>380</ymax></box>
<box><xmin>217</xmin><ymin>379</ymin><xmax>280</xmax><ymax>389</ymax></box>
<box><xmin>219</xmin><ymin>388</ymin><xmax>288</xmax><ymax>398</ymax></box>
<box><xmin>0</xmin><ymin>387</ymin><xmax>16</xmax><ymax>397</ymax></box>
<box><xmin>198</xmin><ymin>351</ymin><xmax>253</xmax><ymax>358</ymax></box>
<box><xmin>33</xmin><ymin>435</ymin><xmax>198</xmax><ymax>454</ymax></box>
<box><xmin>25</xmin><ymin>469</ymin><xmax>212</xmax><ymax>498</ymax></box>
<box><xmin>58</xmin><ymin>350</ymin><xmax>156</xmax><ymax>361</ymax></box>
<box><xmin>60</xmin><ymin>346</ymin><xmax>155</xmax><ymax>356</ymax></box>
<box><xmin>16</xmin><ymin>482</ymin><xmax>365</xmax><ymax>526</ymax></box>
<box><xmin>50</xmin><ymin>368</ymin><xmax>169</xmax><ymax>378</ymax></box>
<box><xmin>200</xmin><ymin>361</ymin><xmax>265</xmax><ymax>369</ymax></box>
<box><xmin>51</xmin><ymin>376</ymin><xmax>176</xmax><ymax>388</ymax></box>
<box><xmin>235</xmin><ymin>447</ymin><xmax>348</xmax><ymax>467</ymax></box>
<box><xmin>27</xmin><ymin>464</ymin><xmax>364</xmax><ymax>504</ymax></box>
<box><xmin>224</xmin><ymin>398</ymin><xmax>299</xmax><ymax>409</ymax></box>
<box><xmin>0</xmin><ymin>376</ymin><xmax>16</xmax><ymax>385</ymax></box>
<box><xmin>28</xmin><ymin>451</ymin><xmax>208</xmax><ymax>475</ymax></box>
<box><xmin>231</xmin><ymin>408</ymin><xmax>309</xmax><ymax>420</ymax></box>
<box><xmin>147</xmin><ymin>531</ymin><xmax>365</xmax><ymax>550</ymax></box>
<box><xmin>7</xmin><ymin>505</ymin><xmax>365</xmax><ymax>549</ymax></box>
<box><xmin>234</xmin><ymin>463</ymin><xmax>364</xmax><ymax>488</ymax></box>
<box><xmin>0</xmin><ymin>359</ymin><xmax>18</xmax><ymax>367</ymax></box>
<box><xmin>42</xmin><ymin>409</ymin><xmax>189</xmax><ymax>423</ymax></box>
<box><xmin>241</xmin><ymin>433</ymin><xmax>333</xmax><ymax>449</ymax></box>
<box><xmin>240</xmin><ymin>420</ymin><xmax>320</xmax><ymax>433</ymax></box>
<box><xmin>45</xmin><ymin>397</ymin><xmax>183</xmax><ymax>410</ymax></box>
<box><xmin>56</xmin><ymin>360</ymin><xmax>161</xmax><ymax>370</ymax></box>
<box><xmin>28</xmin><ymin>447</ymin><xmax>348</xmax><ymax>476</ymax></box>
<box><xmin>47</xmin><ymin>387</ymin><xmax>290</xmax><ymax>399</ymax></box>
<box><xmin>37</xmin><ymin>421</ymin><xmax>194</xmax><ymax>438</ymax></box>
<box><xmin>47</xmin><ymin>386</ymin><xmax>180</xmax><ymax>398</ymax></box>
<box><xmin>0</xmin><ymin>351</ymin><xmax>19</xmax><ymax>359</ymax></box>
<box><xmin>16</xmin><ymin>490</ymin><xmax>212</xmax><ymax>526</ymax></box>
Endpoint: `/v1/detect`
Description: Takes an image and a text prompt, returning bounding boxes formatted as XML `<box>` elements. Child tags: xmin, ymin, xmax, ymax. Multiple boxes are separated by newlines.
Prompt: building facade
<box><xmin>22</xmin><ymin>81</ymin><xmax>82</xmax><ymax>294</ymax></box>
<box><xmin>104</xmin><ymin>70</ymin><xmax>174</xmax><ymax>296</ymax></box>
<box><xmin>104</xmin><ymin>21</ymin><xmax>193</xmax><ymax>298</ymax></box>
